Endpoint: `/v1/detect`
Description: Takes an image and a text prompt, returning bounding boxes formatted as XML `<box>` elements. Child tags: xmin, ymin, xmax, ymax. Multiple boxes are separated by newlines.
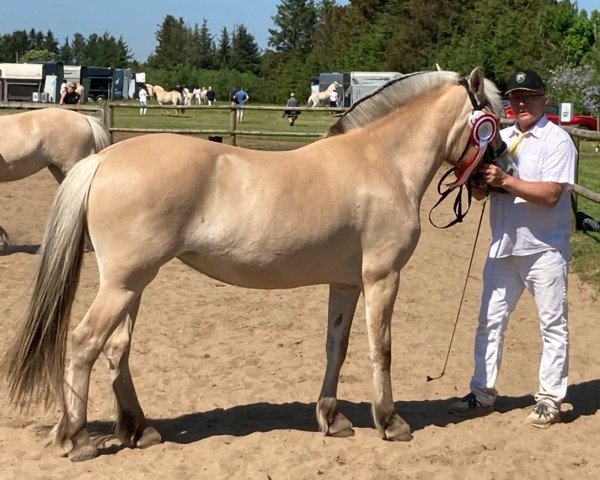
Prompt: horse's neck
<box><xmin>357</xmin><ymin>94</ymin><xmax>467</xmax><ymax>200</ymax></box>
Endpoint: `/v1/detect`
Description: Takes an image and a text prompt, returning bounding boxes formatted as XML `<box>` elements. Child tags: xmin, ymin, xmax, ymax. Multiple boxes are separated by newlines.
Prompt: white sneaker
<box><xmin>448</xmin><ymin>393</ymin><xmax>494</xmax><ymax>417</ymax></box>
<box><xmin>526</xmin><ymin>402</ymin><xmax>560</xmax><ymax>428</ymax></box>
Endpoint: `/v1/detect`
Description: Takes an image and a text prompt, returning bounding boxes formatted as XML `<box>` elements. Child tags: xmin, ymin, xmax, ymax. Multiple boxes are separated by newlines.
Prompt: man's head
<box><xmin>506</xmin><ymin>69</ymin><xmax>547</xmax><ymax>132</ymax></box>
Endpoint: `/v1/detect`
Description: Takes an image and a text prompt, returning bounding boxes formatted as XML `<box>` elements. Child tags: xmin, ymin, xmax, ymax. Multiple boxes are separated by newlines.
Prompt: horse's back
<box><xmin>86</xmin><ymin>133</ymin><xmax>367</xmax><ymax>286</ymax></box>
<box><xmin>0</xmin><ymin>108</ymin><xmax>96</xmax><ymax>180</ymax></box>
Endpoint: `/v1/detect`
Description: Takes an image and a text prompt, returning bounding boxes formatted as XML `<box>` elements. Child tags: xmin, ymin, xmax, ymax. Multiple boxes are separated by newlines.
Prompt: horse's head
<box><xmin>446</xmin><ymin>67</ymin><xmax>512</xmax><ymax>189</ymax></box>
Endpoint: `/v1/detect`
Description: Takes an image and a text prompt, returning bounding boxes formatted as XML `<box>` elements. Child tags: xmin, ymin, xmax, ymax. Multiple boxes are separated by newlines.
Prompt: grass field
<box><xmin>570</xmin><ymin>140</ymin><xmax>600</xmax><ymax>293</ymax></box>
<box><xmin>110</xmin><ymin>102</ymin><xmax>600</xmax><ymax>291</ymax></box>
<box><xmin>111</xmin><ymin>102</ymin><xmax>338</xmax><ymax>149</ymax></box>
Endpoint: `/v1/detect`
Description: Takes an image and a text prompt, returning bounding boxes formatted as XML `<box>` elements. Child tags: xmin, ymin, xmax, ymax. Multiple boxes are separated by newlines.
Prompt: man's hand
<box><xmin>479</xmin><ymin>163</ymin><xmax>507</xmax><ymax>189</ymax></box>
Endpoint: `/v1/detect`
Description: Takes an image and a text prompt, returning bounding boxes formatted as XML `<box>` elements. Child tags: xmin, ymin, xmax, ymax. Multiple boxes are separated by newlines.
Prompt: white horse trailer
<box><xmin>63</xmin><ymin>65</ymin><xmax>82</xmax><ymax>85</ymax></box>
<box><xmin>0</xmin><ymin>63</ymin><xmax>43</xmax><ymax>101</ymax></box>
<box><xmin>317</xmin><ymin>71</ymin><xmax>402</xmax><ymax>108</ymax></box>
<box><xmin>345</xmin><ymin>72</ymin><xmax>402</xmax><ymax>107</ymax></box>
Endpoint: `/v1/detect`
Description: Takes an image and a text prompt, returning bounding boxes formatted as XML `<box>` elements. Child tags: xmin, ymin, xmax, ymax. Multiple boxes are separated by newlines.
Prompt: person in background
<box><xmin>233</xmin><ymin>87</ymin><xmax>249</xmax><ymax>123</ymax></box>
<box><xmin>284</xmin><ymin>92</ymin><xmax>300</xmax><ymax>126</ymax></box>
<box><xmin>449</xmin><ymin>69</ymin><xmax>577</xmax><ymax>429</ymax></box>
<box><xmin>138</xmin><ymin>84</ymin><xmax>148</xmax><ymax>116</ymax></box>
<box><xmin>206</xmin><ymin>86</ymin><xmax>216</xmax><ymax>106</ymax></box>
<box><xmin>59</xmin><ymin>79</ymin><xmax>68</xmax><ymax>96</ymax></box>
<box><xmin>59</xmin><ymin>82</ymin><xmax>81</xmax><ymax>105</ymax></box>
<box><xmin>329</xmin><ymin>87</ymin><xmax>339</xmax><ymax>108</ymax></box>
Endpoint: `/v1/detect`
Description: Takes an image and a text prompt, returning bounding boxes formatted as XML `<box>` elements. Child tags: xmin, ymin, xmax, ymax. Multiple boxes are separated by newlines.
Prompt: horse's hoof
<box><xmin>327</xmin><ymin>412</ymin><xmax>355</xmax><ymax>438</ymax></box>
<box><xmin>136</xmin><ymin>426</ymin><xmax>161</xmax><ymax>449</ymax></box>
<box><xmin>68</xmin><ymin>443</ymin><xmax>98</xmax><ymax>462</ymax></box>
<box><xmin>383</xmin><ymin>414</ymin><xmax>412</xmax><ymax>442</ymax></box>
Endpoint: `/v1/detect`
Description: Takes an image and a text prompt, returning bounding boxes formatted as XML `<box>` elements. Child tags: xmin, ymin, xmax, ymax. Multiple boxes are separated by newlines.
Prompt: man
<box><xmin>233</xmin><ymin>87</ymin><xmax>249</xmax><ymax>123</ymax></box>
<box><xmin>284</xmin><ymin>92</ymin><xmax>300</xmax><ymax>126</ymax></box>
<box><xmin>59</xmin><ymin>82</ymin><xmax>81</xmax><ymax>105</ymax></box>
<box><xmin>138</xmin><ymin>84</ymin><xmax>148</xmax><ymax>116</ymax></box>
<box><xmin>329</xmin><ymin>87</ymin><xmax>339</xmax><ymax>108</ymax></box>
<box><xmin>206</xmin><ymin>86</ymin><xmax>216</xmax><ymax>106</ymax></box>
<box><xmin>449</xmin><ymin>69</ymin><xmax>577</xmax><ymax>428</ymax></box>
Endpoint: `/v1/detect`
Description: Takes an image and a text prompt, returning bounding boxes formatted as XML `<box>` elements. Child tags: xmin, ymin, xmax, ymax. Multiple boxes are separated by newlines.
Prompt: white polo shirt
<box><xmin>488</xmin><ymin>116</ymin><xmax>577</xmax><ymax>260</ymax></box>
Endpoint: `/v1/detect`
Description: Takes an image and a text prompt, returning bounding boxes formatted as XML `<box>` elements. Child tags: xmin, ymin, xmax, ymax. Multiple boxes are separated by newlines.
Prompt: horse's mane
<box><xmin>327</xmin><ymin>71</ymin><xmax>501</xmax><ymax>136</ymax></box>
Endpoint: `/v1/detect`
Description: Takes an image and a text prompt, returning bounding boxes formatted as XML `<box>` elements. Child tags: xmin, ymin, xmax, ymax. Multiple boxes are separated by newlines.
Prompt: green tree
<box><xmin>71</xmin><ymin>33</ymin><xmax>88</xmax><ymax>65</ymax></box>
<box><xmin>43</xmin><ymin>30</ymin><xmax>59</xmax><ymax>55</ymax></box>
<box><xmin>21</xmin><ymin>49</ymin><xmax>56</xmax><ymax>62</ymax></box>
<box><xmin>58</xmin><ymin>37</ymin><xmax>73</xmax><ymax>64</ymax></box>
<box><xmin>190</xmin><ymin>19</ymin><xmax>214</xmax><ymax>69</ymax></box>
<box><xmin>268</xmin><ymin>0</ymin><xmax>318</xmax><ymax>55</ymax></box>
<box><xmin>86</xmin><ymin>32</ymin><xmax>132</xmax><ymax>67</ymax></box>
<box><xmin>148</xmin><ymin>15</ymin><xmax>191</xmax><ymax>68</ymax></box>
<box><xmin>230</xmin><ymin>24</ymin><xmax>261</xmax><ymax>74</ymax></box>
<box><xmin>215</xmin><ymin>27</ymin><xmax>231</xmax><ymax>69</ymax></box>
<box><xmin>11</xmin><ymin>30</ymin><xmax>30</xmax><ymax>62</ymax></box>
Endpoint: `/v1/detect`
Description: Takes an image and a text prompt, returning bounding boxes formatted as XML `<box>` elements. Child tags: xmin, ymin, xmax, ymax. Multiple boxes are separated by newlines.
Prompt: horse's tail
<box><xmin>85</xmin><ymin>115</ymin><xmax>111</xmax><ymax>153</ymax></box>
<box><xmin>2</xmin><ymin>154</ymin><xmax>101</xmax><ymax>410</ymax></box>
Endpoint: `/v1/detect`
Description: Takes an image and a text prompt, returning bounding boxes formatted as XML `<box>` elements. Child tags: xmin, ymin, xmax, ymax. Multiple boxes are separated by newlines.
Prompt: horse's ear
<box><xmin>435</xmin><ymin>63</ymin><xmax>443</xmax><ymax>71</ymax></box>
<box><xmin>468</xmin><ymin>67</ymin><xmax>485</xmax><ymax>96</ymax></box>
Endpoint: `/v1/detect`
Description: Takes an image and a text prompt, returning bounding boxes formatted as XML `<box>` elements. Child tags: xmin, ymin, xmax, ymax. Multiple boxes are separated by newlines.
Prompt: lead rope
<box><xmin>426</xmin><ymin>197</ymin><xmax>487</xmax><ymax>381</ymax></box>
<box><xmin>429</xmin><ymin>168</ymin><xmax>474</xmax><ymax>229</ymax></box>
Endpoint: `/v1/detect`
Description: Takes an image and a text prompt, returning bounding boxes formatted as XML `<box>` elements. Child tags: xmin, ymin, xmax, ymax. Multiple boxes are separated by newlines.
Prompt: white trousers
<box><xmin>470</xmin><ymin>250</ymin><xmax>569</xmax><ymax>407</ymax></box>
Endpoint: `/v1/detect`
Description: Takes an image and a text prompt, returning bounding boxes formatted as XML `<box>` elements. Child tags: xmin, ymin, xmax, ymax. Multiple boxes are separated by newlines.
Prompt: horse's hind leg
<box><xmin>316</xmin><ymin>284</ymin><xmax>360</xmax><ymax>438</ymax></box>
<box><xmin>0</xmin><ymin>226</ymin><xmax>8</xmax><ymax>248</ymax></box>
<box><xmin>103</xmin><ymin>296</ymin><xmax>161</xmax><ymax>449</ymax></box>
<box><xmin>363</xmin><ymin>271</ymin><xmax>412</xmax><ymax>442</ymax></box>
<box><xmin>47</xmin><ymin>164</ymin><xmax>66</xmax><ymax>184</ymax></box>
<box><xmin>53</xmin><ymin>285</ymin><xmax>139</xmax><ymax>462</ymax></box>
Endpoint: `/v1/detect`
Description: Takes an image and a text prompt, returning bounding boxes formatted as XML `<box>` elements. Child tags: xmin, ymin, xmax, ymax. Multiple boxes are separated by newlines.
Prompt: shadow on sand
<box><xmin>76</xmin><ymin>379</ymin><xmax>600</xmax><ymax>457</ymax></box>
<box><xmin>0</xmin><ymin>243</ymin><xmax>40</xmax><ymax>256</ymax></box>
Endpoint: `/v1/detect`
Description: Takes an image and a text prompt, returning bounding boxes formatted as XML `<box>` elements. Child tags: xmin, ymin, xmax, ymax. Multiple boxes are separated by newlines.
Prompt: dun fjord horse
<box><xmin>152</xmin><ymin>85</ymin><xmax>182</xmax><ymax>115</ymax></box>
<box><xmin>307</xmin><ymin>82</ymin><xmax>339</xmax><ymax>107</ymax></box>
<box><xmin>4</xmin><ymin>68</ymin><xmax>507</xmax><ymax>461</ymax></box>
<box><xmin>0</xmin><ymin>108</ymin><xmax>110</xmax><ymax>246</ymax></box>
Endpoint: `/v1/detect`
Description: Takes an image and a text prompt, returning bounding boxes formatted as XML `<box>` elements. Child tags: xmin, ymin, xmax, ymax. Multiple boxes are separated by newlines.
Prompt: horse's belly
<box><xmin>177</xmin><ymin>246</ymin><xmax>360</xmax><ymax>289</ymax></box>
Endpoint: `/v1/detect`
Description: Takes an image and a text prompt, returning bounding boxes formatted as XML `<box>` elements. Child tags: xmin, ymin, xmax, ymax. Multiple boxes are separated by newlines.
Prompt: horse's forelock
<box><xmin>482</xmin><ymin>78</ymin><xmax>502</xmax><ymax>115</ymax></box>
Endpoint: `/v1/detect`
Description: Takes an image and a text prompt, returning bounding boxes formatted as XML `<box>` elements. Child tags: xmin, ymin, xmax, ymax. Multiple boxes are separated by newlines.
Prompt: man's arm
<box><xmin>480</xmin><ymin>164</ymin><xmax>563</xmax><ymax>207</ymax></box>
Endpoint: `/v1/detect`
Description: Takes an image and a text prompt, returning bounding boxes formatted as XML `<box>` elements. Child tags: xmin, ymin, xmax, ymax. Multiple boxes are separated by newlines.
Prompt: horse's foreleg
<box><xmin>54</xmin><ymin>285</ymin><xmax>138</xmax><ymax>462</ymax></box>
<box><xmin>316</xmin><ymin>284</ymin><xmax>360</xmax><ymax>438</ymax></box>
<box><xmin>363</xmin><ymin>270</ymin><xmax>412</xmax><ymax>442</ymax></box>
<box><xmin>103</xmin><ymin>296</ymin><xmax>161</xmax><ymax>449</ymax></box>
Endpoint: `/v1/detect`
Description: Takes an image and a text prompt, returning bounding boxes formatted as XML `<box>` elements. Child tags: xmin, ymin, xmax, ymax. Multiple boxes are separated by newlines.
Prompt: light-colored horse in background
<box><xmin>0</xmin><ymin>108</ymin><xmax>110</xmax><ymax>247</ymax></box>
<box><xmin>74</xmin><ymin>84</ymin><xmax>85</xmax><ymax>103</ymax></box>
<box><xmin>151</xmin><ymin>85</ymin><xmax>182</xmax><ymax>115</ymax></box>
<box><xmin>307</xmin><ymin>82</ymin><xmax>339</xmax><ymax>107</ymax></box>
<box><xmin>192</xmin><ymin>87</ymin><xmax>208</xmax><ymax>105</ymax></box>
<box><xmin>3</xmin><ymin>68</ymin><xmax>507</xmax><ymax>462</ymax></box>
<box><xmin>183</xmin><ymin>88</ymin><xmax>196</xmax><ymax>106</ymax></box>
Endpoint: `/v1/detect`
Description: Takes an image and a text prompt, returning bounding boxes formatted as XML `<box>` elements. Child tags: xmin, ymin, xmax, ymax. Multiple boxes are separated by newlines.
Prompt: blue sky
<box><xmin>0</xmin><ymin>0</ymin><xmax>597</xmax><ymax>62</ymax></box>
<box><xmin>0</xmin><ymin>0</ymin><xmax>349</xmax><ymax>62</ymax></box>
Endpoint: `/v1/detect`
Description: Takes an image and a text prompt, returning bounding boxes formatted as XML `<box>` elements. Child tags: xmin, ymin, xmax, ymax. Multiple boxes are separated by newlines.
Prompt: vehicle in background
<box><xmin>503</xmin><ymin>103</ymin><xmax>598</xmax><ymax>130</ymax></box>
